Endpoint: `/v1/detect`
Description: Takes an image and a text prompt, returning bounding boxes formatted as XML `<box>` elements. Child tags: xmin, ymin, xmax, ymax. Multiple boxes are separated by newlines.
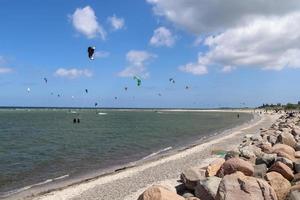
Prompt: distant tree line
<box><xmin>258</xmin><ymin>101</ymin><xmax>300</xmax><ymax>110</ymax></box>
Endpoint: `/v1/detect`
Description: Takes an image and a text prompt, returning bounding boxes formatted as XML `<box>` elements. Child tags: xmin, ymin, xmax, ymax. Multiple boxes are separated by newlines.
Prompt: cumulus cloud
<box><xmin>147</xmin><ymin>0</ymin><xmax>300</xmax><ymax>34</ymax></box>
<box><xmin>118</xmin><ymin>50</ymin><xmax>156</xmax><ymax>78</ymax></box>
<box><xmin>179</xmin><ymin>53</ymin><xmax>208</xmax><ymax>75</ymax></box>
<box><xmin>94</xmin><ymin>51</ymin><xmax>110</xmax><ymax>58</ymax></box>
<box><xmin>150</xmin><ymin>26</ymin><xmax>175</xmax><ymax>47</ymax></box>
<box><xmin>197</xmin><ymin>13</ymin><xmax>300</xmax><ymax>71</ymax></box>
<box><xmin>107</xmin><ymin>15</ymin><xmax>125</xmax><ymax>31</ymax></box>
<box><xmin>71</xmin><ymin>6</ymin><xmax>106</xmax><ymax>39</ymax></box>
<box><xmin>54</xmin><ymin>68</ymin><xmax>93</xmax><ymax>79</ymax></box>
<box><xmin>147</xmin><ymin>0</ymin><xmax>300</xmax><ymax>74</ymax></box>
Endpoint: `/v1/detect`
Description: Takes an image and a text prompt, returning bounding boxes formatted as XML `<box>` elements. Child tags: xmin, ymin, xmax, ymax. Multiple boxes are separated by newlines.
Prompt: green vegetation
<box><xmin>258</xmin><ymin>101</ymin><xmax>300</xmax><ymax>110</ymax></box>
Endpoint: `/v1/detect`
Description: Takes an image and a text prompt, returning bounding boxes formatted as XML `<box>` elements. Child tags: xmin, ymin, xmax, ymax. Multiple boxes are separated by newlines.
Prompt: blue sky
<box><xmin>0</xmin><ymin>0</ymin><xmax>300</xmax><ymax>108</ymax></box>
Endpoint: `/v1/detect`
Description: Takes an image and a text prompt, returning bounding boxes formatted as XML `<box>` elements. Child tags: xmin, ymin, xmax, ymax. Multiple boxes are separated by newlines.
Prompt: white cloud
<box><xmin>107</xmin><ymin>15</ymin><xmax>125</xmax><ymax>31</ymax></box>
<box><xmin>94</xmin><ymin>51</ymin><xmax>110</xmax><ymax>58</ymax></box>
<box><xmin>150</xmin><ymin>26</ymin><xmax>175</xmax><ymax>47</ymax></box>
<box><xmin>147</xmin><ymin>0</ymin><xmax>300</xmax><ymax>74</ymax></box>
<box><xmin>54</xmin><ymin>68</ymin><xmax>93</xmax><ymax>79</ymax></box>
<box><xmin>71</xmin><ymin>6</ymin><xmax>106</xmax><ymax>39</ymax></box>
<box><xmin>221</xmin><ymin>66</ymin><xmax>235</xmax><ymax>73</ymax></box>
<box><xmin>147</xmin><ymin>0</ymin><xmax>300</xmax><ymax>34</ymax></box>
<box><xmin>118</xmin><ymin>50</ymin><xmax>156</xmax><ymax>78</ymax></box>
<box><xmin>198</xmin><ymin>13</ymin><xmax>300</xmax><ymax>71</ymax></box>
<box><xmin>179</xmin><ymin>53</ymin><xmax>208</xmax><ymax>75</ymax></box>
<box><xmin>0</xmin><ymin>67</ymin><xmax>12</xmax><ymax>74</ymax></box>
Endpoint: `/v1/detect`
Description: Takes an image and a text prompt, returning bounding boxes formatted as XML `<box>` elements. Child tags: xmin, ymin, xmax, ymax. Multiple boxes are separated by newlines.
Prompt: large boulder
<box><xmin>268</xmin><ymin>161</ymin><xmax>294</xmax><ymax>181</ymax></box>
<box><xmin>258</xmin><ymin>142</ymin><xmax>273</xmax><ymax>154</ymax></box>
<box><xmin>277</xmin><ymin>132</ymin><xmax>297</xmax><ymax>148</ymax></box>
<box><xmin>276</xmin><ymin>157</ymin><xmax>294</xmax><ymax>169</ymax></box>
<box><xmin>239</xmin><ymin>145</ymin><xmax>262</xmax><ymax>159</ymax></box>
<box><xmin>194</xmin><ymin>176</ymin><xmax>221</xmax><ymax>200</ymax></box>
<box><xmin>265</xmin><ymin>172</ymin><xmax>291</xmax><ymax>200</ymax></box>
<box><xmin>217</xmin><ymin>158</ymin><xmax>254</xmax><ymax>177</ymax></box>
<box><xmin>181</xmin><ymin>167</ymin><xmax>206</xmax><ymax>190</ymax></box>
<box><xmin>216</xmin><ymin>171</ymin><xmax>277</xmax><ymax>200</ymax></box>
<box><xmin>272</xmin><ymin>144</ymin><xmax>295</xmax><ymax>160</ymax></box>
<box><xmin>256</xmin><ymin>153</ymin><xmax>277</xmax><ymax>167</ymax></box>
<box><xmin>138</xmin><ymin>185</ymin><xmax>185</xmax><ymax>200</ymax></box>
<box><xmin>206</xmin><ymin>158</ymin><xmax>225</xmax><ymax>177</ymax></box>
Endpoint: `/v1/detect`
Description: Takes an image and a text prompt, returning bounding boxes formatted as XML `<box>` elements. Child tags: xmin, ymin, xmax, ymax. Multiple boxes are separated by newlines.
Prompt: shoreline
<box><xmin>3</xmin><ymin>110</ymin><xmax>261</xmax><ymax>200</ymax></box>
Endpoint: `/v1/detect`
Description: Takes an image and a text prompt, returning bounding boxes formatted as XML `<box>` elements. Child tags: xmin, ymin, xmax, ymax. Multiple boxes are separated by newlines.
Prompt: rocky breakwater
<box><xmin>137</xmin><ymin>112</ymin><xmax>300</xmax><ymax>200</ymax></box>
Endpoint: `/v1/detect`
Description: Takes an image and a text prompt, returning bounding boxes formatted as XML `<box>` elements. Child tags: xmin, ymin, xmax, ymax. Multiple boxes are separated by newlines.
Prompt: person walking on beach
<box><xmin>73</xmin><ymin>118</ymin><xmax>76</xmax><ymax>123</ymax></box>
<box><xmin>237</xmin><ymin>114</ymin><xmax>240</xmax><ymax>118</ymax></box>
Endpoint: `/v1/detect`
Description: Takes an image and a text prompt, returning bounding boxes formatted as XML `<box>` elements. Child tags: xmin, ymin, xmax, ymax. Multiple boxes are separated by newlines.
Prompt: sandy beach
<box><xmin>4</xmin><ymin>111</ymin><xmax>278</xmax><ymax>200</ymax></box>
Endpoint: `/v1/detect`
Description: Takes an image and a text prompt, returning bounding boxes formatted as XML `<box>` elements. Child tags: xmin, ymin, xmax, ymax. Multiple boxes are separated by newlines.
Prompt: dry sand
<box><xmin>9</xmin><ymin>111</ymin><xmax>278</xmax><ymax>200</ymax></box>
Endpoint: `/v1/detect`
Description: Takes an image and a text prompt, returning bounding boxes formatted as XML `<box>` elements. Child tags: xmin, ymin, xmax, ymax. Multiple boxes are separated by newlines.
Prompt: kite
<box><xmin>133</xmin><ymin>76</ymin><xmax>141</xmax><ymax>86</ymax></box>
<box><xmin>85</xmin><ymin>89</ymin><xmax>88</xmax><ymax>94</ymax></box>
<box><xmin>185</xmin><ymin>86</ymin><xmax>189</xmax><ymax>90</ymax></box>
<box><xmin>88</xmin><ymin>46</ymin><xmax>96</xmax><ymax>60</ymax></box>
<box><xmin>114</xmin><ymin>97</ymin><xmax>118</xmax><ymax>100</ymax></box>
<box><xmin>169</xmin><ymin>78</ymin><xmax>175</xmax><ymax>84</ymax></box>
<box><xmin>95</xmin><ymin>102</ymin><xmax>98</xmax><ymax>107</ymax></box>
<box><xmin>124</xmin><ymin>87</ymin><xmax>128</xmax><ymax>91</ymax></box>
<box><xmin>27</xmin><ymin>88</ymin><xmax>31</xmax><ymax>93</ymax></box>
<box><xmin>44</xmin><ymin>77</ymin><xmax>48</xmax><ymax>84</ymax></box>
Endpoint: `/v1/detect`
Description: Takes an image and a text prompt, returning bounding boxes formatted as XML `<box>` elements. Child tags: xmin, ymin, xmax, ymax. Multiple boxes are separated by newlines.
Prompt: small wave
<box><xmin>98</xmin><ymin>112</ymin><xmax>107</xmax><ymax>115</ymax></box>
<box><xmin>1</xmin><ymin>174</ymin><xmax>69</xmax><ymax>198</ymax></box>
<box><xmin>142</xmin><ymin>146</ymin><xmax>172</xmax><ymax>160</ymax></box>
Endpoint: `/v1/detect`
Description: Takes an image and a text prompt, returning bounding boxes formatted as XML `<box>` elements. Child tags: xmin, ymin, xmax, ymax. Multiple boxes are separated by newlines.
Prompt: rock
<box><xmin>253</xmin><ymin>164</ymin><xmax>267</xmax><ymax>178</ymax></box>
<box><xmin>268</xmin><ymin>135</ymin><xmax>278</xmax><ymax>145</ymax></box>
<box><xmin>265</xmin><ymin>172</ymin><xmax>291</xmax><ymax>200</ymax></box>
<box><xmin>277</xmin><ymin>132</ymin><xmax>297</xmax><ymax>148</ymax></box>
<box><xmin>224</xmin><ymin>151</ymin><xmax>239</xmax><ymax>160</ymax></box>
<box><xmin>293</xmin><ymin>173</ymin><xmax>300</xmax><ymax>183</ymax></box>
<box><xmin>194</xmin><ymin>176</ymin><xmax>221</xmax><ymax>200</ymax></box>
<box><xmin>268</xmin><ymin>161</ymin><xmax>294</xmax><ymax>181</ymax></box>
<box><xmin>217</xmin><ymin>158</ymin><xmax>254</xmax><ymax>177</ymax></box>
<box><xmin>290</xmin><ymin>184</ymin><xmax>300</xmax><ymax>192</ymax></box>
<box><xmin>258</xmin><ymin>142</ymin><xmax>273</xmax><ymax>154</ymax></box>
<box><xmin>289</xmin><ymin>190</ymin><xmax>300</xmax><ymax>200</ymax></box>
<box><xmin>138</xmin><ymin>185</ymin><xmax>185</xmax><ymax>200</ymax></box>
<box><xmin>277</xmin><ymin>150</ymin><xmax>296</xmax><ymax>161</ymax></box>
<box><xmin>294</xmin><ymin>160</ymin><xmax>300</xmax><ymax>173</ymax></box>
<box><xmin>292</xmin><ymin>127</ymin><xmax>300</xmax><ymax>136</ymax></box>
<box><xmin>239</xmin><ymin>146</ymin><xmax>256</xmax><ymax>159</ymax></box>
<box><xmin>182</xmin><ymin>192</ymin><xmax>194</xmax><ymax>198</ymax></box>
<box><xmin>251</xmin><ymin>134</ymin><xmax>262</xmax><ymax>142</ymax></box>
<box><xmin>216</xmin><ymin>171</ymin><xmax>277</xmax><ymax>200</ymax></box>
<box><xmin>181</xmin><ymin>167</ymin><xmax>206</xmax><ymax>190</ymax></box>
<box><xmin>256</xmin><ymin>153</ymin><xmax>277</xmax><ymax>167</ymax></box>
<box><xmin>206</xmin><ymin>158</ymin><xmax>225</xmax><ymax>177</ymax></box>
<box><xmin>272</xmin><ymin>143</ymin><xmax>295</xmax><ymax>159</ymax></box>
<box><xmin>275</xmin><ymin>157</ymin><xmax>293</xmax><ymax>169</ymax></box>
<box><xmin>186</xmin><ymin>198</ymin><xmax>200</xmax><ymax>200</ymax></box>
<box><xmin>295</xmin><ymin>143</ymin><xmax>300</xmax><ymax>151</ymax></box>
<box><xmin>296</xmin><ymin>151</ymin><xmax>300</xmax><ymax>158</ymax></box>
<box><xmin>239</xmin><ymin>145</ymin><xmax>262</xmax><ymax>159</ymax></box>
